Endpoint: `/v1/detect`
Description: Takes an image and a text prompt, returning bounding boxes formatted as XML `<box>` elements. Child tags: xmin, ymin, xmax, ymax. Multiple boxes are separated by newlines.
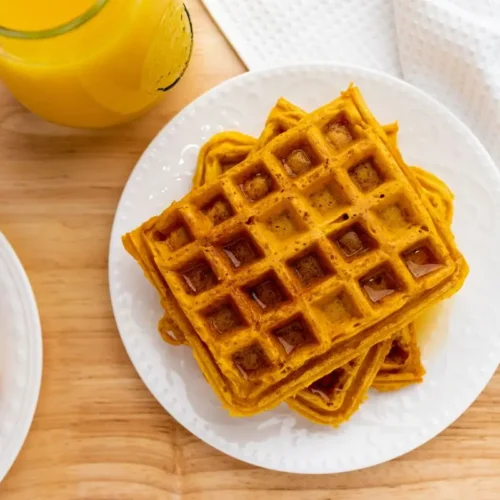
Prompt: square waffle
<box><xmin>126</xmin><ymin>97</ymin><xmax>452</xmax><ymax>426</ymax></box>
<box><xmin>124</xmin><ymin>85</ymin><xmax>468</xmax><ymax>416</ymax></box>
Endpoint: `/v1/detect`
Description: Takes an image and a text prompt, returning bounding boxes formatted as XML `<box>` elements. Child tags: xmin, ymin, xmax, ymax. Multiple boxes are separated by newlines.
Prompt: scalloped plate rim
<box><xmin>0</xmin><ymin>232</ymin><xmax>43</xmax><ymax>483</ymax></box>
<box><xmin>108</xmin><ymin>62</ymin><xmax>500</xmax><ymax>474</ymax></box>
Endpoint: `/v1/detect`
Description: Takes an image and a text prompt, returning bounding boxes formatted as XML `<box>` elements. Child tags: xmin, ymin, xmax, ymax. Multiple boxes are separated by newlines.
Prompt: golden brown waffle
<box><xmin>154</xmin><ymin>108</ymin><xmax>449</xmax><ymax>424</ymax></box>
<box><xmin>124</xmin><ymin>85</ymin><xmax>468</xmax><ymax>416</ymax></box>
<box><xmin>126</xmin><ymin>96</ymin><xmax>452</xmax><ymax>426</ymax></box>
<box><xmin>288</xmin><ymin>337</ymin><xmax>392</xmax><ymax>426</ymax></box>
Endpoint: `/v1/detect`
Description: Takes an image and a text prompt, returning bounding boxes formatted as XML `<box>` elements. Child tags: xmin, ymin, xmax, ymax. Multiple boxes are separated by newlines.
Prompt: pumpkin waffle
<box><xmin>123</xmin><ymin>85</ymin><xmax>468</xmax><ymax>416</ymax></box>
<box><xmin>126</xmin><ymin>104</ymin><xmax>450</xmax><ymax>425</ymax></box>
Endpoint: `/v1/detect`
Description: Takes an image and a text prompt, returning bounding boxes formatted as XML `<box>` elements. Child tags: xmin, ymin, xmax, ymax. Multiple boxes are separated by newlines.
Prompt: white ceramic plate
<box><xmin>0</xmin><ymin>233</ymin><xmax>42</xmax><ymax>482</ymax></box>
<box><xmin>109</xmin><ymin>64</ymin><xmax>500</xmax><ymax>474</ymax></box>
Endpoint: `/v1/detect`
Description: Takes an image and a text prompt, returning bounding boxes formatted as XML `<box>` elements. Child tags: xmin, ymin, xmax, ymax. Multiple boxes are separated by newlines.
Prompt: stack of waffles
<box><xmin>123</xmin><ymin>85</ymin><xmax>468</xmax><ymax>426</ymax></box>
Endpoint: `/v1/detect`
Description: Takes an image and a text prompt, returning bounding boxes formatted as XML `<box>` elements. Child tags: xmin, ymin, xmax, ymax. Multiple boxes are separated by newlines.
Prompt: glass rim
<box><xmin>0</xmin><ymin>0</ymin><xmax>109</xmax><ymax>40</ymax></box>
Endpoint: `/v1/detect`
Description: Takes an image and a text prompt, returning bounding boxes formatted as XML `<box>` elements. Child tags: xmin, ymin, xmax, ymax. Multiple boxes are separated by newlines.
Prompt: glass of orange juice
<box><xmin>0</xmin><ymin>0</ymin><xmax>193</xmax><ymax>127</ymax></box>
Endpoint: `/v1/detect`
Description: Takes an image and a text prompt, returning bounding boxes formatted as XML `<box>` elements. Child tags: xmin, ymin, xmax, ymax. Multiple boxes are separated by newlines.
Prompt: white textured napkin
<box><xmin>201</xmin><ymin>0</ymin><xmax>500</xmax><ymax>166</ymax></box>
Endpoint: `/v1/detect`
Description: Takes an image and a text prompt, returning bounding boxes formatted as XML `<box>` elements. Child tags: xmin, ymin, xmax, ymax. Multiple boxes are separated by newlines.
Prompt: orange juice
<box><xmin>0</xmin><ymin>0</ymin><xmax>193</xmax><ymax>127</ymax></box>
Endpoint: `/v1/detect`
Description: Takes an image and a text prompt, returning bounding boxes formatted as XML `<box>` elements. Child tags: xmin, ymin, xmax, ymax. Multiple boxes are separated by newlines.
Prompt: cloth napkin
<box><xmin>201</xmin><ymin>0</ymin><xmax>500</xmax><ymax>167</ymax></box>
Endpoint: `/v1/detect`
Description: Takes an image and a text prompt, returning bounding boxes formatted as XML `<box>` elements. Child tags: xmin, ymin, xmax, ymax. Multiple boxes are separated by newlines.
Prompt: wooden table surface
<box><xmin>1</xmin><ymin>1</ymin><xmax>499</xmax><ymax>498</ymax></box>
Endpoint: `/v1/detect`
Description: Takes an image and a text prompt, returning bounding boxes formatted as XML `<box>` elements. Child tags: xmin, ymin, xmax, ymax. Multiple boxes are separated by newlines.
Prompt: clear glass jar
<box><xmin>0</xmin><ymin>0</ymin><xmax>193</xmax><ymax>127</ymax></box>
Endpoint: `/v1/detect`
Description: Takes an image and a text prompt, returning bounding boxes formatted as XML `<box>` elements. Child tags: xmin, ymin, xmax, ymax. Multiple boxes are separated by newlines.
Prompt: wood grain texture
<box><xmin>0</xmin><ymin>1</ymin><xmax>499</xmax><ymax>498</ymax></box>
